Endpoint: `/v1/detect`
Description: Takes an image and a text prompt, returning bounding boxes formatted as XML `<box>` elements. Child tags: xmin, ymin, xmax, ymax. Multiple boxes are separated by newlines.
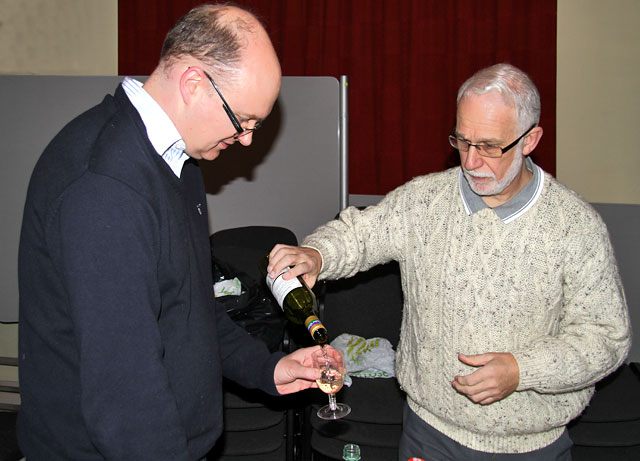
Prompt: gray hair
<box><xmin>159</xmin><ymin>3</ymin><xmax>258</xmax><ymax>80</ymax></box>
<box><xmin>457</xmin><ymin>63</ymin><xmax>541</xmax><ymax>131</ymax></box>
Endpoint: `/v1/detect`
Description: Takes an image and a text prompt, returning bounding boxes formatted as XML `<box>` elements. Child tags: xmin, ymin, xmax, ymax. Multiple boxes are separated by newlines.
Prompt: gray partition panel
<box><xmin>202</xmin><ymin>76</ymin><xmax>341</xmax><ymax>238</ymax></box>
<box><xmin>592</xmin><ymin>203</ymin><xmax>640</xmax><ymax>363</ymax></box>
<box><xmin>0</xmin><ymin>76</ymin><xmax>340</xmax><ymax>322</ymax></box>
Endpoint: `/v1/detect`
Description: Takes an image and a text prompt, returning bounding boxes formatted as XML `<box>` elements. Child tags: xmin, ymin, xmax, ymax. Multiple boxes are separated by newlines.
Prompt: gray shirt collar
<box><xmin>458</xmin><ymin>157</ymin><xmax>544</xmax><ymax>223</ymax></box>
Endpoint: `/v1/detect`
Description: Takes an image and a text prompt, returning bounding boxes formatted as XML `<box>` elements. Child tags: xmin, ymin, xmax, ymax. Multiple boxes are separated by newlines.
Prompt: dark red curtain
<box><xmin>119</xmin><ymin>0</ymin><xmax>556</xmax><ymax>196</ymax></box>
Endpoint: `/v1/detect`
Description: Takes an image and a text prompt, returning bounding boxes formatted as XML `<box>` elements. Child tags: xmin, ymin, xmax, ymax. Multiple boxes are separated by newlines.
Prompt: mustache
<box><xmin>463</xmin><ymin>168</ymin><xmax>495</xmax><ymax>179</ymax></box>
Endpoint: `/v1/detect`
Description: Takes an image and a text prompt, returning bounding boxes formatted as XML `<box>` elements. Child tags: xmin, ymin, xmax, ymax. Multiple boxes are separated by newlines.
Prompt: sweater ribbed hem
<box><xmin>407</xmin><ymin>398</ymin><xmax>564</xmax><ymax>454</ymax></box>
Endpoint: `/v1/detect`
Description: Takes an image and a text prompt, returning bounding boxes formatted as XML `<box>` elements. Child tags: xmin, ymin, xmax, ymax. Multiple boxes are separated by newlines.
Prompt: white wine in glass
<box><xmin>312</xmin><ymin>347</ymin><xmax>351</xmax><ymax>420</ymax></box>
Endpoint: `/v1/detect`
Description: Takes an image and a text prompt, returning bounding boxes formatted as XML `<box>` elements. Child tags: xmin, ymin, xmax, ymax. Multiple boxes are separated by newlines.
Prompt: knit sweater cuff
<box><xmin>301</xmin><ymin>240</ymin><xmax>336</xmax><ymax>279</ymax></box>
<box><xmin>301</xmin><ymin>244</ymin><xmax>324</xmax><ymax>274</ymax></box>
<box><xmin>512</xmin><ymin>351</ymin><xmax>549</xmax><ymax>391</ymax></box>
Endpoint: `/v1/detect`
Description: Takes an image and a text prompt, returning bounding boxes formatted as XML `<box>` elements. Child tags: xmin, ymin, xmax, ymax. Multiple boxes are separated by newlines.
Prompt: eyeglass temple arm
<box><xmin>221</xmin><ymin>104</ymin><xmax>243</xmax><ymax>133</ymax></box>
<box><xmin>206</xmin><ymin>70</ymin><xmax>244</xmax><ymax>134</ymax></box>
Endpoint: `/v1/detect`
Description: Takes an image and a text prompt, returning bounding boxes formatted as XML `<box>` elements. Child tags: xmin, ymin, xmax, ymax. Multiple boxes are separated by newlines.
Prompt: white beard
<box><xmin>463</xmin><ymin>148</ymin><xmax>524</xmax><ymax>197</ymax></box>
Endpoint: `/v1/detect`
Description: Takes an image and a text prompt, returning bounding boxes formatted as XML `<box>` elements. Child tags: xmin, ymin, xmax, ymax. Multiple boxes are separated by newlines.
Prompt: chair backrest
<box><xmin>209</xmin><ymin>226</ymin><xmax>301</xmax><ymax>461</ymax></box>
<box><xmin>210</xmin><ymin>225</ymin><xmax>298</xmax><ymax>282</ymax></box>
<box><xmin>210</xmin><ymin>225</ymin><xmax>299</xmax><ymax>352</ymax></box>
<box><xmin>319</xmin><ymin>261</ymin><xmax>403</xmax><ymax>347</ymax></box>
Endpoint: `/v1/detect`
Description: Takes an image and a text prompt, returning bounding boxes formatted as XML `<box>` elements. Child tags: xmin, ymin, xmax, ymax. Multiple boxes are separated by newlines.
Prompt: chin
<box><xmin>472</xmin><ymin>178</ymin><xmax>511</xmax><ymax>197</ymax></box>
<box><xmin>470</xmin><ymin>185</ymin><xmax>494</xmax><ymax>196</ymax></box>
<box><xmin>465</xmin><ymin>173</ymin><xmax>494</xmax><ymax>195</ymax></box>
<box><xmin>201</xmin><ymin>150</ymin><xmax>221</xmax><ymax>161</ymax></box>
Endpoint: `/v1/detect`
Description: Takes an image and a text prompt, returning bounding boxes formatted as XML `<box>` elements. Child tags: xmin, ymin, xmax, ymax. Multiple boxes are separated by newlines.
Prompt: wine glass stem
<box><xmin>328</xmin><ymin>393</ymin><xmax>338</xmax><ymax>411</ymax></box>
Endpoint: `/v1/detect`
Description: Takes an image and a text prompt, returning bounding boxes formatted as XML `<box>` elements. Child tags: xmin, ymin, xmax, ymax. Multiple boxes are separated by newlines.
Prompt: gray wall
<box><xmin>0</xmin><ymin>75</ymin><xmax>341</xmax><ymax>322</ymax></box>
<box><xmin>203</xmin><ymin>77</ymin><xmax>341</xmax><ymax>238</ymax></box>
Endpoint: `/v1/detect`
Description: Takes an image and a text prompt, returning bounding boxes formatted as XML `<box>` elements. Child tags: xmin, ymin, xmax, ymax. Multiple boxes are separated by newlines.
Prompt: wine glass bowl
<box><xmin>312</xmin><ymin>347</ymin><xmax>351</xmax><ymax>420</ymax></box>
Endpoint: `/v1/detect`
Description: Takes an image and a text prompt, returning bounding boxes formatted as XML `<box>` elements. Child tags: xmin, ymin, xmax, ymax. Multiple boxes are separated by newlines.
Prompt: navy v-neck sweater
<box><xmin>17</xmin><ymin>85</ymin><xmax>282</xmax><ymax>460</ymax></box>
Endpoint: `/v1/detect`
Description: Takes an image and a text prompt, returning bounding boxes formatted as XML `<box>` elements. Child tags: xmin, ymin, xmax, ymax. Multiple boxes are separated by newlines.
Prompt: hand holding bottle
<box><xmin>261</xmin><ymin>253</ymin><xmax>328</xmax><ymax>344</ymax></box>
<box><xmin>267</xmin><ymin>244</ymin><xmax>322</xmax><ymax>288</ymax></box>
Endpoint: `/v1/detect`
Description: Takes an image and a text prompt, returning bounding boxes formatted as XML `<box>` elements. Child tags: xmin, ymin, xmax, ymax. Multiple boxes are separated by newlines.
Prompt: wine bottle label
<box><xmin>305</xmin><ymin>315</ymin><xmax>325</xmax><ymax>337</ymax></box>
<box><xmin>265</xmin><ymin>267</ymin><xmax>302</xmax><ymax>307</ymax></box>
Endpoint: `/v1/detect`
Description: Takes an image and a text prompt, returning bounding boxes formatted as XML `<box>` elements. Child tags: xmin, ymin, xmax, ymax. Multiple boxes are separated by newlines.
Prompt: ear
<box><xmin>522</xmin><ymin>126</ymin><xmax>543</xmax><ymax>156</ymax></box>
<box><xmin>179</xmin><ymin>66</ymin><xmax>205</xmax><ymax>106</ymax></box>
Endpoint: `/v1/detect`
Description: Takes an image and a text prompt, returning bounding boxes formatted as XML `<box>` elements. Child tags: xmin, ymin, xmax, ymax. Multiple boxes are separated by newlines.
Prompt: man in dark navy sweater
<box><xmin>17</xmin><ymin>4</ymin><xmax>332</xmax><ymax>460</ymax></box>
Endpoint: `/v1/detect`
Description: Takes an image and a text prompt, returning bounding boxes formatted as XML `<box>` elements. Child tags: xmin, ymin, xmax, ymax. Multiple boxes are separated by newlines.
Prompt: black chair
<box><xmin>209</xmin><ymin>380</ymin><xmax>298</xmax><ymax>461</ymax></box>
<box><xmin>207</xmin><ymin>226</ymin><xmax>306</xmax><ymax>461</ymax></box>
<box><xmin>0</xmin><ymin>356</ymin><xmax>22</xmax><ymax>461</ymax></box>
<box><xmin>567</xmin><ymin>204</ymin><xmax>640</xmax><ymax>460</ymax></box>
<box><xmin>305</xmin><ymin>261</ymin><xmax>405</xmax><ymax>460</ymax></box>
<box><xmin>568</xmin><ymin>362</ymin><xmax>640</xmax><ymax>460</ymax></box>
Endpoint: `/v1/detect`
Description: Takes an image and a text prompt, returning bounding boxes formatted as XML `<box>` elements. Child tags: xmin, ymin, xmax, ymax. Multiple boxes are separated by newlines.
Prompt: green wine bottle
<box><xmin>261</xmin><ymin>255</ymin><xmax>328</xmax><ymax>345</ymax></box>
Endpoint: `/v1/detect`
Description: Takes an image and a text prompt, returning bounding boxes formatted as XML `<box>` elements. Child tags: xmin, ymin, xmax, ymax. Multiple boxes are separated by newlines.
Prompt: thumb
<box><xmin>276</xmin><ymin>357</ymin><xmax>320</xmax><ymax>385</ymax></box>
<box><xmin>458</xmin><ymin>352</ymin><xmax>492</xmax><ymax>367</ymax></box>
<box><xmin>302</xmin><ymin>273</ymin><xmax>318</xmax><ymax>289</ymax></box>
<box><xmin>294</xmin><ymin>360</ymin><xmax>322</xmax><ymax>381</ymax></box>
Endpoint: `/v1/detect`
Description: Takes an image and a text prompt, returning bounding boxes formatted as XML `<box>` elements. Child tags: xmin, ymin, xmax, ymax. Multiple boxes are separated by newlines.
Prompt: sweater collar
<box><xmin>458</xmin><ymin>157</ymin><xmax>544</xmax><ymax>223</ymax></box>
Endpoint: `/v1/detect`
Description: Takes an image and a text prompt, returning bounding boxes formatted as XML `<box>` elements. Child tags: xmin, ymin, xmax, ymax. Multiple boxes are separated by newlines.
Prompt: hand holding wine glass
<box><xmin>312</xmin><ymin>347</ymin><xmax>351</xmax><ymax>420</ymax></box>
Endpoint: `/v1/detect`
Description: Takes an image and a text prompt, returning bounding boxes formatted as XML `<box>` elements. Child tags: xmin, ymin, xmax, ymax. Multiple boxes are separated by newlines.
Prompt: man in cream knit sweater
<box><xmin>267</xmin><ymin>64</ymin><xmax>631</xmax><ymax>460</ymax></box>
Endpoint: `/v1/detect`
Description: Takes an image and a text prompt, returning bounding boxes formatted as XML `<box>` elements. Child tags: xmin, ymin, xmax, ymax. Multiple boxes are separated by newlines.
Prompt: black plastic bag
<box><xmin>212</xmin><ymin>254</ymin><xmax>285</xmax><ymax>352</ymax></box>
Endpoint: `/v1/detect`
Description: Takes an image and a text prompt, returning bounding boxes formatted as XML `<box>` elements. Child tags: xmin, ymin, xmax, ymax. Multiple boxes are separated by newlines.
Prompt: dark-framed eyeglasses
<box><xmin>448</xmin><ymin>124</ymin><xmax>536</xmax><ymax>158</ymax></box>
<box><xmin>203</xmin><ymin>70</ymin><xmax>261</xmax><ymax>140</ymax></box>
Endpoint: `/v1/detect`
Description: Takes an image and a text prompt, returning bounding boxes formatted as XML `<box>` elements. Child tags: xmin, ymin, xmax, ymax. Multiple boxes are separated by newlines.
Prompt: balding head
<box><xmin>144</xmin><ymin>3</ymin><xmax>281</xmax><ymax>161</ymax></box>
<box><xmin>159</xmin><ymin>4</ymin><xmax>278</xmax><ymax>85</ymax></box>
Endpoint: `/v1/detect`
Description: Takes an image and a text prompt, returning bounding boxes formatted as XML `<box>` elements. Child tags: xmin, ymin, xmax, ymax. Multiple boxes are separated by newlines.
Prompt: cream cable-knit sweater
<box><xmin>303</xmin><ymin>167</ymin><xmax>631</xmax><ymax>453</ymax></box>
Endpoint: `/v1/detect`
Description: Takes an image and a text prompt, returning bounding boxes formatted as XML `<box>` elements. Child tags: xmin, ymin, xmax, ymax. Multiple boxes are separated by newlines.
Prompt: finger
<box><xmin>282</xmin><ymin>249</ymin><xmax>321</xmax><ymax>281</ymax></box>
<box><xmin>452</xmin><ymin>379</ymin><xmax>495</xmax><ymax>403</ymax></box>
<box><xmin>268</xmin><ymin>243</ymin><xmax>294</xmax><ymax>260</ymax></box>
<box><xmin>452</xmin><ymin>376</ymin><xmax>481</xmax><ymax>395</ymax></box>
<box><xmin>266</xmin><ymin>246</ymin><xmax>288</xmax><ymax>276</ymax></box>
<box><xmin>275</xmin><ymin>358</ymin><xmax>320</xmax><ymax>387</ymax></box>
<box><xmin>478</xmin><ymin>395</ymin><xmax>497</xmax><ymax>405</ymax></box>
<box><xmin>303</xmin><ymin>345</ymin><xmax>324</xmax><ymax>361</ymax></box>
<box><xmin>469</xmin><ymin>389</ymin><xmax>496</xmax><ymax>405</ymax></box>
<box><xmin>277</xmin><ymin>379</ymin><xmax>317</xmax><ymax>395</ymax></box>
<box><xmin>281</xmin><ymin>260</ymin><xmax>312</xmax><ymax>280</ymax></box>
<box><xmin>458</xmin><ymin>352</ymin><xmax>493</xmax><ymax>367</ymax></box>
<box><xmin>267</xmin><ymin>244</ymin><xmax>289</xmax><ymax>269</ymax></box>
<box><xmin>293</xmin><ymin>345</ymin><xmax>323</xmax><ymax>366</ymax></box>
<box><xmin>453</xmin><ymin>366</ymin><xmax>487</xmax><ymax>387</ymax></box>
<box><xmin>267</xmin><ymin>246</ymin><xmax>297</xmax><ymax>276</ymax></box>
<box><xmin>292</xmin><ymin>361</ymin><xmax>322</xmax><ymax>382</ymax></box>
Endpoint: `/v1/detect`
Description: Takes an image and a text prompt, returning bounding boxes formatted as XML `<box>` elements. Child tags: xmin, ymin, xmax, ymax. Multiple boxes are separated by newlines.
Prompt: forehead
<box><xmin>456</xmin><ymin>92</ymin><xmax>516</xmax><ymax>136</ymax></box>
<box><xmin>231</xmin><ymin>53</ymin><xmax>281</xmax><ymax>121</ymax></box>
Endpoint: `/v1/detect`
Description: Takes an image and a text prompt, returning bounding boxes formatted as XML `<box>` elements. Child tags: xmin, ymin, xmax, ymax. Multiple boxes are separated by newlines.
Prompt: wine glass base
<box><xmin>317</xmin><ymin>403</ymin><xmax>351</xmax><ymax>420</ymax></box>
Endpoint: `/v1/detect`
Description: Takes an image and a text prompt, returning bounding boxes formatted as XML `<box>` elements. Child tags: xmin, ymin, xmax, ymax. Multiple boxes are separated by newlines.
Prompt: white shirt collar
<box><xmin>122</xmin><ymin>77</ymin><xmax>190</xmax><ymax>177</ymax></box>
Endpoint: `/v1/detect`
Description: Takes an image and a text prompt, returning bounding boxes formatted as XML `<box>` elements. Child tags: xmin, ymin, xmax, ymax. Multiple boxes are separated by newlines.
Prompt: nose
<box><xmin>237</xmin><ymin>131</ymin><xmax>253</xmax><ymax>146</ymax></box>
<box><xmin>463</xmin><ymin>145</ymin><xmax>484</xmax><ymax>171</ymax></box>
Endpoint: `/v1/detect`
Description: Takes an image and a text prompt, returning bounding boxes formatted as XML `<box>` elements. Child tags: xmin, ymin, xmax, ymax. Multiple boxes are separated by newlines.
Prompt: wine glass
<box><xmin>312</xmin><ymin>347</ymin><xmax>351</xmax><ymax>420</ymax></box>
